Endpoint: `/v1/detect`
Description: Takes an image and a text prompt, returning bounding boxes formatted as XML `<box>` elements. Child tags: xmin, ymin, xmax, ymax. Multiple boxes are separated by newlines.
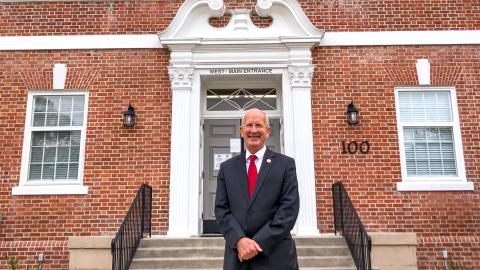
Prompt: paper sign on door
<box><xmin>214</xmin><ymin>153</ymin><xmax>232</xmax><ymax>170</ymax></box>
<box><xmin>230</xmin><ymin>138</ymin><xmax>241</xmax><ymax>153</ymax></box>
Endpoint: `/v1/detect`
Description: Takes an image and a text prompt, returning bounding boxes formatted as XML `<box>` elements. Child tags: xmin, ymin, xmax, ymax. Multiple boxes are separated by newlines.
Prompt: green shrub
<box><xmin>3</xmin><ymin>254</ymin><xmax>42</xmax><ymax>270</ymax></box>
<box><xmin>4</xmin><ymin>254</ymin><xmax>19</xmax><ymax>270</ymax></box>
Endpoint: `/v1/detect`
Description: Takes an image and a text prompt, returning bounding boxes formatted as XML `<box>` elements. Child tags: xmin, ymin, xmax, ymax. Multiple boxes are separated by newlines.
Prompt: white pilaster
<box><xmin>287</xmin><ymin>64</ymin><xmax>320</xmax><ymax>236</ymax></box>
<box><xmin>167</xmin><ymin>66</ymin><xmax>195</xmax><ymax>236</ymax></box>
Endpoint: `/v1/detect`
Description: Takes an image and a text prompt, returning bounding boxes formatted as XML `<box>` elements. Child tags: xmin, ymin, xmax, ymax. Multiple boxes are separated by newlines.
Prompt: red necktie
<box><xmin>247</xmin><ymin>155</ymin><xmax>258</xmax><ymax>198</ymax></box>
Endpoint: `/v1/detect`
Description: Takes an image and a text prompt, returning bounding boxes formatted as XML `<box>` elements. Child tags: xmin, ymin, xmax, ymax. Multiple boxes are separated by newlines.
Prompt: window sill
<box><xmin>12</xmin><ymin>185</ymin><xmax>89</xmax><ymax>195</ymax></box>
<box><xmin>397</xmin><ymin>181</ymin><xmax>474</xmax><ymax>191</ymax></box>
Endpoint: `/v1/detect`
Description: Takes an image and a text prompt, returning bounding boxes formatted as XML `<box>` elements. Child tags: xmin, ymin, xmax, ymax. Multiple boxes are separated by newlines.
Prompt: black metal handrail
<box><xmin>332</xmin><ymin>181</ymin><xmax>372</xmax><ymax>270</ymax></box>
<box><xmin>111</xmin><ymin>184</ymin><xmax>152</xmax><ymax>270</ymax></box>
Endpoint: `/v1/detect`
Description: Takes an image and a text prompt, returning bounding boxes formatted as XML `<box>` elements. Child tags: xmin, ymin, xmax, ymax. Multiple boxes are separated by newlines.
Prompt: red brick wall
<box><xmin>0</xmin><ymin>0</ymin><xmax>480</xmax><ymax>269</ymax></box>
<box><xmin>312</xmin><ymin>45</ymin><xmax>480</xmax><ymax>269</ymax></box>
<box><xmin>0</xmin><ymin>49</ymin><xmax>171</xmax><ymax>269</ymax></box>
<box><xmin>418</xmin><ymin>236</ymin><xmax>480</xmax><ymax>269</ymax></box>
<box><xmin>0</xmin><ymin>241</ymin><xmax>67</xmax><ymax>270</ymax></box>
<box><xmin>0</xmin><ymin>0</ymin><xmax>479</xmax><ymax>36</ymax></box>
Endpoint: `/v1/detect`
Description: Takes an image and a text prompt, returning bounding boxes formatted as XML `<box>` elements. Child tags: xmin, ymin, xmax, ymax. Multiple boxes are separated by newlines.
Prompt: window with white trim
<box><xmin>395</xmin><ymin>87</ymin><xmax>473</xmax><ymax>191</ymax></box>
<box><xmin>13</xmin><ymin>91</ymin><xmax>89</xmax><ymax>195</ymax></box>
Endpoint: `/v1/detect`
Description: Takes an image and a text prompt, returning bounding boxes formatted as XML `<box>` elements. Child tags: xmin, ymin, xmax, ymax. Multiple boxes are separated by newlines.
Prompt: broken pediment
<box><xmin>158</xmin><ymin>0</ymin><xmax>324</xmax><ymax>45</ymax></box>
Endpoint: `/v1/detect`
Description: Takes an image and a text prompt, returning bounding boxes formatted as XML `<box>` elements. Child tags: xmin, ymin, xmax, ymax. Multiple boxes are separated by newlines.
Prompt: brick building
<box><xmin>0</xmin><ymin>0</ymin><xmax>479</xmax><ymax>269</ymax></box>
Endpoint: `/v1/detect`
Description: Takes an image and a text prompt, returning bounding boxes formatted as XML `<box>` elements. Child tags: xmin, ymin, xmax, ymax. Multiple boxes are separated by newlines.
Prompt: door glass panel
<box><xmin>207</xmin><ymin>88</ymin><xmax>277</xmax><ymax>111</ymax></box>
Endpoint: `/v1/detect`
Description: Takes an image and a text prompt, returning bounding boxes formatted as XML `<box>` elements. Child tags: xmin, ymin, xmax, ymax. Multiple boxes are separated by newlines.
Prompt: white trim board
<box><xmin>0</xmin><ymin>31</ymin><xmax>480</xmax><ymax>51</ymax></box>
<box><xmin>0</xmin><ymin>35</ymin><xmax>161</xmax><ymax>51</ymax></box>
<box><xmin>320</xmin><ymin>30</ymin><xmax>480</xmax><ymax>46</ymax></box>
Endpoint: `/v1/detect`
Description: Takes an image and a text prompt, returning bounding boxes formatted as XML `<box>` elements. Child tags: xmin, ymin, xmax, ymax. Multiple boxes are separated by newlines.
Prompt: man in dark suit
<box><xmin>215</xmin><ymin>108</ymin><xmax>300</xmax><ymax>270</ymax></box>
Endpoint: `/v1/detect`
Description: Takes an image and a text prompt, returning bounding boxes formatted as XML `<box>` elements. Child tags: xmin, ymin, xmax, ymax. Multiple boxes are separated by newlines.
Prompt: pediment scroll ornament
<box><xmin>208</xmin><ymin>0</ymin><xmax>226</xmax><ymax>17</ymax></box>
<box><xmin>288</xmin><ymin>65</ymin><xmax>314</xmax><ymax>88</ymax></box>
<box><xmin>168</xmin><ymin>67</ymin><xmax>194</xmax><ymax>90</ymax></box>
<box><xmin>255</xmin><ymin>0</ymin><xmax>273</xmax><ymax>17</ymax></box>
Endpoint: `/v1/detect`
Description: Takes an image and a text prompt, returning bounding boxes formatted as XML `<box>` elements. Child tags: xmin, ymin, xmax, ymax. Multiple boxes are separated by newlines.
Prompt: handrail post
<box><xmin>149</xmin><ymin>186</ymin><xmax>152</xmax><ymax>237</ymax></box>
<box><xmin>360</xmin><ymin>229</ymin><xmax>365</xmax><ymax>270</ymax></box>
<box><xmin>111</xmin><ymin>240</ymin><xmax>115</xmax><ymax>270</ymax></box>
<box><xmin>339</xmin><ymin>185</ymin><xmax>344</xmax><ymax>233</ymax></box>
<box><xmin>141</xmin><ymin>185</ymin><xmax>145</xmax><ymax>235</ymax></box>
<box><xmin>368</xmin><ymin>236</ymin><xmax>372</xmax><ymax>270</ymax></box>
<box><xmin>332</xmin><ymin>185</ymin><xmax>337</xmax><ymax>235</ymax></box>
<box><xmin>119</xmin><ymin>231</ymin><xmax>123</xmax><ymax>270</ymax></box>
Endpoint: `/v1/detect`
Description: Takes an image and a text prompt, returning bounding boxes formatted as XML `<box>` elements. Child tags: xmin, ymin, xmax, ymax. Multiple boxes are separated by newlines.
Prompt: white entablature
<box><xmin>158</xmin><ymin>0</ymin><xmax>324</xmax><ymax>47</ymax></box>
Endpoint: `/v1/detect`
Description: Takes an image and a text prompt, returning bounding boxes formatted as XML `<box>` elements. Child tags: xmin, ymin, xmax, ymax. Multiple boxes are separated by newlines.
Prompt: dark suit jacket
<box><xmin>214</xmin><ymin>149</ymin><xmax>300</xmax><ymax>270</ymax></box>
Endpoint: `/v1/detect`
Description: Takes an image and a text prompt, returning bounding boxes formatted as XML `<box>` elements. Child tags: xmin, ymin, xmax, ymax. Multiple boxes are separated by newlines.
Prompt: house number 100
<box><xmin>341</xmin><ymin>141</ymin><xmax>370</xmax><ymax>154</ymax></box>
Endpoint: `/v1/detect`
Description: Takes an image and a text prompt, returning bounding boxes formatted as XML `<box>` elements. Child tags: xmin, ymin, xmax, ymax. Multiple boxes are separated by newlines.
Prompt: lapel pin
<box><xmin>267</xmin><ymin>159</ymin><xmax>271</xmax><ymax>164</ymax></box>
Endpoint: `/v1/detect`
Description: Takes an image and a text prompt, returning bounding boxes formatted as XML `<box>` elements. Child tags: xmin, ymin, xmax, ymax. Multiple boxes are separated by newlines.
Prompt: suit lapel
<box><xmin>249</xmin><ymin>149</ymin><xmax>276</xmax><ymax>207</ymax></box>
<box><xmin>233</xmin><ymin>152</ymin><xmax>250</xmax><ymax>204</ymax></box>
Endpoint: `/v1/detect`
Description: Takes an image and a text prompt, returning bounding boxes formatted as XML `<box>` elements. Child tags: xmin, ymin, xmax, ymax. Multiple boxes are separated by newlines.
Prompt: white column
<box><xmin>167</xmin><ymin>66</ymin><xmax>195</xmax><ymax>236</ymax></box>
<box><xmin>287</xmin><ymin>64</ymin><xmax>320</xmax><ymax>236</ymax></box>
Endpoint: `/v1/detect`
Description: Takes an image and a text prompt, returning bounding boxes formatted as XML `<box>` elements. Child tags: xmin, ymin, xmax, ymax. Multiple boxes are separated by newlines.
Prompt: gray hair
<box><xmin>241</xmin><ymin>108</ymin><xmax>270</xmax><ymax>128</ymax></box>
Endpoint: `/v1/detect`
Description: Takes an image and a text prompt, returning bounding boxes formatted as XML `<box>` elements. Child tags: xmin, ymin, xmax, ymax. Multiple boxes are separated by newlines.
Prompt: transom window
<box><xmin>395</xmin><ymin>87</ymin><xmax>472</xmax><ymax>191</ymax></box>
<box><xmin>13</xmin><ymin>91</ymin><xmax>89</xmax><ymax>195</ymax></box>
<box><xmin>206</xmin><ymin>88</ymin><xmax>277</xmax><ymax>111</ymax></box>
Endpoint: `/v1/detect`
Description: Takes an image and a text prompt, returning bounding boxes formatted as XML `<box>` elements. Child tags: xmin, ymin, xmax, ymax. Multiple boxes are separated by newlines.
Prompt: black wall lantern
<box><xmin>123</xmin><ymin>104</ymin><xmax>136</xmax><ymax>128</ymax></box>
<box><xmin>346</xmin><ymin>101</ymin><xmax>359</xmax><ymax>125</ymax></box>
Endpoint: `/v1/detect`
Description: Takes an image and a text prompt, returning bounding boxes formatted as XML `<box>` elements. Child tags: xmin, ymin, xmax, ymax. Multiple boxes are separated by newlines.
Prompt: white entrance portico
<box><xmin>159</xmin><ymin>0</ymin><xmax>324</xmax><ymax>237</ymax></box>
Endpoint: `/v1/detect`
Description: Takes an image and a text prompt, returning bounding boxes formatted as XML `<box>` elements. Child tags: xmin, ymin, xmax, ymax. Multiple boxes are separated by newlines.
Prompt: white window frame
<box><xmin>395</xmin><ymin>86</ymin><xmax>473</xmax><ymax>191</ymax></box>
<box><xmin>12</xmin><ymin>91</ymin><xmax>89</xmax><ymax>195</ymax></box>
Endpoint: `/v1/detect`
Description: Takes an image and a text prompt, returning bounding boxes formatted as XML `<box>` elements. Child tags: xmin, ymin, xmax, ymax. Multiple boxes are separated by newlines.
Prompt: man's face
<box><xmin>240</xmin><ymin>110</ymin><xmax>270</xmax><ymax>154</ymax></box>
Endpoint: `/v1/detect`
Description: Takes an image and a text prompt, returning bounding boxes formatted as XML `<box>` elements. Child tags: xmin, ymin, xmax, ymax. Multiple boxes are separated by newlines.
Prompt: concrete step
<box><xmin>131</xmin><ymin>269</ymin><xmax>357</xmax><ymax>270</ymax></box>
<box><xmin>131</xmin><ymin>268</ymin><xmax>357</xmax><ymax>270</ymax></box>
<box><xmin>294</xmin><ymin>235</ymin><xmax>350</xmax><ymax>246</ymax></box>
<box><xmin>130</xmin><ymin>256</ymin><xmax>355</xmax><ymax>269</ymax></box>
<box><xmin>299</xmin><ymin>256</ymin><xmax>356</xmax><ymax>268</ymax></box>
<box><xmin>135</xmin><ymin>245</ymin><xmax>350</xmax><ymax>258</ymax></box>
<box><xmin>138</xmin><ymin>237</ymin><xmax>225</xmax><ymax>248</ymax></box>
<box><xmin>139</xmin><ymin>235</ymin><xmax>348</xmax><ymax>248</ymax></box>
<box><xmin>135</xmin><ymin>246</ymin><xmax>225</xmax><ymax>258</ymax></box>
<box><xmin>130</xmin><ymin>235</ymin><xmax>356</xmax><ymax>270</ymax></box>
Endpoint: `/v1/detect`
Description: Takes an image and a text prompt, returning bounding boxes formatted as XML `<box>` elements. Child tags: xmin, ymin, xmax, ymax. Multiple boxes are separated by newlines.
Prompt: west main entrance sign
<box><xmin>209</xmin><ymin>68</ymin><xmax>273</xmax><ymax>75</ymax></box>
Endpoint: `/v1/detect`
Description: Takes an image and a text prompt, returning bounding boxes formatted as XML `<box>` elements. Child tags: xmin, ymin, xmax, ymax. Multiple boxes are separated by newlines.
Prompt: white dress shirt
<box><xmin>245</xmin><ymin>145</ymin><xmax>266</xmax><ymax>173</ymax></box>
